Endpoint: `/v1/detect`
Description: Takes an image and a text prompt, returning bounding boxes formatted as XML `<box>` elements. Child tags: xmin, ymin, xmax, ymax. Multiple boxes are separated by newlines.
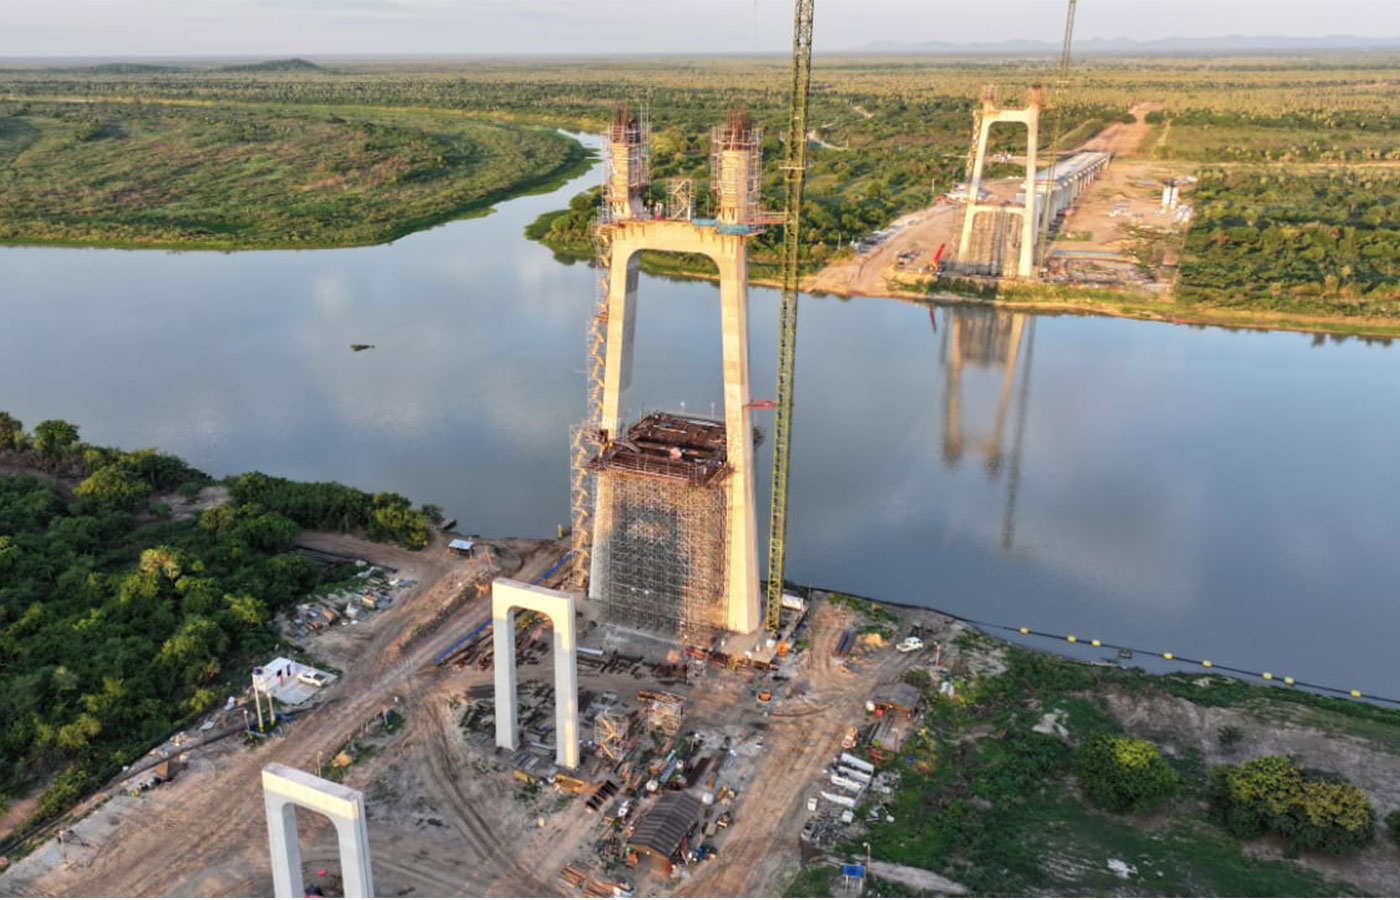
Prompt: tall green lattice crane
<box><xmin>1037</xmin><ymin>0</ymin><xmax>1079</xmax><ymax>266</ymax></box>
<box><xmin>765</xmin><ymin>0</ymin><xmax>815</xmax><ymax>632</ymax></box>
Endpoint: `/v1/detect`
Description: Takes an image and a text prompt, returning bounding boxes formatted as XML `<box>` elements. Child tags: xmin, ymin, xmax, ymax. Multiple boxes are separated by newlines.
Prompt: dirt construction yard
<box><xmin>811</xmin><ymin>101</ymin><xmax>1195</xmax><ymax>297</ymax></box>
<box><xmin>0</xmin><ymin>523</ymin><xmax>950</xmax><ymax>899</ymax></box>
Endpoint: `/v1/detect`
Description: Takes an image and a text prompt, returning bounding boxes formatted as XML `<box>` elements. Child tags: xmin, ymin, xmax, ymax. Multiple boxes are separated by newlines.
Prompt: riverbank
<box><xmin>783</xmin><ymin>591</ymin><xmax>1400</xmax><ymax>897</ymax></box>
<box><xmin>913</xmin><ymin>281</ymin><xmax>1400</xmax><ymax>340</ymax></box>
<box><xmin>3</xmin><ymin>502</ymin><xmax>1397</xmax><ymax>898</ymax></box>
<box><xmin>530</xmin><ymin>229</ymin><xmax>1400</xmax><ymax>339</ymax></box>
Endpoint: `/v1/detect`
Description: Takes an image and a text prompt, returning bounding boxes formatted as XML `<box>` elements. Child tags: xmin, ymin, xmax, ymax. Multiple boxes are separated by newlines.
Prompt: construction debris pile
<box><xmin>285</xmin><ymin>565</ymin><xmax>413</xmax><ymax>639</ymax></box>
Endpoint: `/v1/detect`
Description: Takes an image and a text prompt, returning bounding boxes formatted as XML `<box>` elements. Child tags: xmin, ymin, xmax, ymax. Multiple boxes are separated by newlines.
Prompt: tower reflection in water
<box><xmin>936</xmin><ymin>307</ymin><xmax>1036</xmax><ymax>550</ymax></box>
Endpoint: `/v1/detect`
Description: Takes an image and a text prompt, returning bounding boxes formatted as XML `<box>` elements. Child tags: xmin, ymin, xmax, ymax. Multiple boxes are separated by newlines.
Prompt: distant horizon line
<box><xmin>5</xmin><ymin>33</ymin><xmax>1400</xmax><ymax>62</ymax></box>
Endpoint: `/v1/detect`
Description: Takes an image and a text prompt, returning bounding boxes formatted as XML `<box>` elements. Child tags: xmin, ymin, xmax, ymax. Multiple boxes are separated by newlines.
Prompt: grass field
<box><xmin>0</xmin><ymin>99</ymin><xmax>586</xmax><ymax>248</ymax></box>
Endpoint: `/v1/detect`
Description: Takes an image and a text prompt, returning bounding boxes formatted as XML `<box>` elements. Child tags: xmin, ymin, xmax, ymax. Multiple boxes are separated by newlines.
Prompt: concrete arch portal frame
<box><xmin>590</xmin><ymin>219</ymin><xmax>762</xmax><ymax>636</ymax></box>
<box><xmin>957</xmin><ymin>88</ymin><xmax>1042</xmax><ymax>279</ymax></box>
<box><xmin>493</xmin><ymin>578</ymin><xmax>580</xmax><ymax>769</ymax></box>
<box><xmin>261</xmin><ymin>762</ymin><xmax>373</xmax><ymax>899</ymax></box>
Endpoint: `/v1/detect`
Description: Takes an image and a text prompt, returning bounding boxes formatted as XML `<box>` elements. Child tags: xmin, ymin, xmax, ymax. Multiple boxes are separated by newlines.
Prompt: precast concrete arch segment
<box><xmin>491</xmin><ymin>578</ymin><xmax>580</xmax><ymax>769</ymax></box>
<box><xmin>261</xmin><ymin>763</ymin><xmax>374</xmax><ymax>899</ymax></box>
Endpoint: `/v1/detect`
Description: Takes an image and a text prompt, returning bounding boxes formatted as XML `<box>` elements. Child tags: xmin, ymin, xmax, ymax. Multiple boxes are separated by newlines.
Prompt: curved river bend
<box><xmin>4</xmin><ymin>136</ymin><xmax>1399</xmax><ymax>696</ymax></box>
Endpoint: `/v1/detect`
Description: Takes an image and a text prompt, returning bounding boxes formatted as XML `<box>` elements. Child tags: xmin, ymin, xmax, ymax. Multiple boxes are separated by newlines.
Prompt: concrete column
<box><xmin>332</xmin><ymin>811</ymin><xmax>373</xmax><ymax>898</ymax></box>
<box><xmin>551</xmin><ymin>610</ymin><xmax>580</xmax><ymax>770</ymax></box>
<box><xmin>716</xmin><ymin>238</ymin><xmax>761</xmax><ymax>634</ymax></box>
<box><xmin>957</xmin><ymin>117</ymin><xmax>994</xmax><ymax>261</ymax></box>
<box><xmin>599</xmin><ymin>244</ymin><xmax>640</xmax><ymax>440</ymax></box>
<box><xmin>1018</xmin><ymin>112</ymin><xmax>1039</xmax><ymax>279</ymax></box>
<box><xmin>587</xmin><ymin>471</ymin><xmax>612</xmax><ymax>603</ymax></box>
<box><xmin>492</xmin><ymin>604</ymin><xmax>518</xmax><ymax>752</ymax></box>
<box><xmin>264</xmin><ymin>797</ymin><xmax>303</xmax><ymax>899</ymax></box>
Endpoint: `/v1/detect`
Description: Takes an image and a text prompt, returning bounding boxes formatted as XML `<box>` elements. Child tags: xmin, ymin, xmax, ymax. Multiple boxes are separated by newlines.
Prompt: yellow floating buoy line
<box><xmin>956</xmin><ymin>616</ymin><xmax>1394</xmax><ymax>708</ymax></box>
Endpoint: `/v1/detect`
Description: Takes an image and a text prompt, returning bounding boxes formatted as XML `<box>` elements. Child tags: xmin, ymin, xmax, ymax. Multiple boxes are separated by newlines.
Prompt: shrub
<box><xmin>1386</xmin><ymin>810</ymin><xmax>1400</xmax><ymax>848</ymax></box>
<box><xmin>1209</xmin><ymin>756</ymin><xmax>1376</xmax><ymax>854</ymax></box>
<box><xmin>1073</xmin><ymin>733</ymin><xmax>1178</xmax><ymax>813</ymax></box>
<box><xmin>1217</xmin><ymin>724</ymin><xmax>1244</xmax><ymax>750</ymax></box>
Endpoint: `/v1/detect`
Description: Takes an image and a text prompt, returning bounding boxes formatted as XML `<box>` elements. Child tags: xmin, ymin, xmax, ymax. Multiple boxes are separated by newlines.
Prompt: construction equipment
<box><xmin>765</xmin><ymin>0</ymin><xmax>816</xmax><ymax>633</ymax></box>
<box><xmin>1036</xmin><ymin>0</ymin><xmax>1079</xmax><ymax>267</ymax></box>
<box><xmin>928</xmin><ymin>242</ymin><xmax>947</xmax><ymax>274</ymax></box>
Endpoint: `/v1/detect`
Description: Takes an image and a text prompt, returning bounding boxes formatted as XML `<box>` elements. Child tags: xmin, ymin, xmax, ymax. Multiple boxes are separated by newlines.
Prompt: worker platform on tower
<box><xmin>588</xmin><ymin>412</ymin><xmax>729</xmax><ymax>488</ymax></box>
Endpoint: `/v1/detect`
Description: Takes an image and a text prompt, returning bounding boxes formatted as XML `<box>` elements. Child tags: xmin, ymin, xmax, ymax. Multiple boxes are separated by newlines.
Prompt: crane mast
<box><xmin>765</xmin><ymin>0</ymin><xmax>815</xmax><ymax>631</ymax></box>
<box><xmin>1037</xmin><ymin>0</ymin><xmax>1078</xmax><ymax>267</ymax></box>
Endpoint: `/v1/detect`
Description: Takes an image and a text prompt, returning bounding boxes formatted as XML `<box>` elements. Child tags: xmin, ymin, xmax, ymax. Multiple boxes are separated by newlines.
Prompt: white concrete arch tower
<box><xmin>588</xmin><ymin>108</ymin><xmax>770</xmax><ymax>637</ymax></box>
<box><xmin>957</xmin><ymin>84</ymin><xmax>1043</xmax><ymax>279</ymax></box>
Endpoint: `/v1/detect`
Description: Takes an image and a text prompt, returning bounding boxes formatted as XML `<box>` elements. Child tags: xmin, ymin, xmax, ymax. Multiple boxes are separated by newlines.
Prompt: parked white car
<box><xmin>896</xmin><ymin>636</ymin><xmax>924</xmax><ymax>654</ymax></box>
<box><xmin>297</xmin><ymin>670</ymin><xmax>328</xmax><ymax>688</ymax></box>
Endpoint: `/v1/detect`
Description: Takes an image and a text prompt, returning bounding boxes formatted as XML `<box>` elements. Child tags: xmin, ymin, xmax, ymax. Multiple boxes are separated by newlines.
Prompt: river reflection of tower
<box><xmin>937</xmin><ymin>307</ymin><xmax>1036</xmax><ymax>549</ymax></box>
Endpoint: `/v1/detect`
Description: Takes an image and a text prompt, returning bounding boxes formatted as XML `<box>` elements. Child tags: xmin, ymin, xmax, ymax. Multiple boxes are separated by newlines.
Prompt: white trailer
<box><xmin>829</xmin><ymin>774</ymin><xmax>865</xmax><ymax>793</ymax></box>
<box><xmin>836</xmin><ymin>765</ymin><xmax>873</xmax><ymax>785</ymax></box>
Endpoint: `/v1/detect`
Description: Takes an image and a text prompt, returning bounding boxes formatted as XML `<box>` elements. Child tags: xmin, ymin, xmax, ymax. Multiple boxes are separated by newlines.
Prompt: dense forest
<box><xmin>1178</xmin><ymin>169</ymin><xmax>1400</xmax><ymax>317</ymax></box>
<box><xmin>0</xmin><ymin>414</ymin><xmax>437</xmax><ymax>834</ymax></box>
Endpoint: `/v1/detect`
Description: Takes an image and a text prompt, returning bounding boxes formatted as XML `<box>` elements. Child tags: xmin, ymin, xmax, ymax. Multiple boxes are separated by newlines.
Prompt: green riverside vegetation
<box><xmin>0</xmin><ymin>100</ymin><xmax>586</xmax><ymax>249</ymax></box>
<box><xmin>1178</xmin><ymin>168</ymin><xmax>1400</xmax><ymax>317</ymax></box>
<box><xmin>0</xmin><ymin>413</ymin><xmax>437</xmax><ymax>838</ymax></box>
<box><xmin>784</xmin><ymin>628</ymin><xmax>1399</xmax><ymax>896</ymax></box>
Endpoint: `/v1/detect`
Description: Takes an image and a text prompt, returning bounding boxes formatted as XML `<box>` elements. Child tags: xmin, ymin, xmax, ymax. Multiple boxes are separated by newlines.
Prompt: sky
<box><xmin>1</xmin><ymin>0</ymin><xmax>1399</xmax><ymax>58</ymax></box>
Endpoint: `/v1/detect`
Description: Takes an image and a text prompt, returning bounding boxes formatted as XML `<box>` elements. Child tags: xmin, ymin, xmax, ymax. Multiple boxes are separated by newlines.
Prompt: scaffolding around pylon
<box><xmin>600</xmin><ymin>101</ymin><xmax>650</xmax><ymax>227</ymax></box>
<box><xmin>588</xmin><ymin>413</ymin><xmax>730</xmax><ymax>648</ymax></box>
<box><xmin>569</xmin><ymin>218</ymin><xmax>612</xmax><ymax>595</ymax></box>
<box><xmin>710</xmin><ymin>108</ymin><xmax>765</xmax><ymax>226</ymax></box>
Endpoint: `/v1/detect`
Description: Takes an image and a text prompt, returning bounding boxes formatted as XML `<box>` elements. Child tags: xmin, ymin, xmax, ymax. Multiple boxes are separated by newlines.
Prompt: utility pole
<box><xmin>252</xmin><ymin>668</ymin><xmax>266</xmax><ymax>732</ymax></box>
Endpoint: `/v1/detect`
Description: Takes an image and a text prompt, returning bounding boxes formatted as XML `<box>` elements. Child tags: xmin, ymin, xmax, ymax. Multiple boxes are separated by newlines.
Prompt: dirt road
<box><xmin>676</xmin><ymin>603</ymin><xmax>949</xmax><ymax>897</ymax></box>
<box><xmin>1083</xmin><ymin>101</ymin><xmax>1162</xmax><ymax>157</ymax></box>
<box><xmin>809</xmin><ymin>204</ymin><xmax>961</xmax><ymax>297</ymax></box>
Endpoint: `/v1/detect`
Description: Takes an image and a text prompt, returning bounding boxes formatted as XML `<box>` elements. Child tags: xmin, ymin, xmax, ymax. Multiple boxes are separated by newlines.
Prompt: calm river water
<box><xmin>4</xmin><ymin>136</ymin><xmax>1399</xmax><ymax>696</ymax></box>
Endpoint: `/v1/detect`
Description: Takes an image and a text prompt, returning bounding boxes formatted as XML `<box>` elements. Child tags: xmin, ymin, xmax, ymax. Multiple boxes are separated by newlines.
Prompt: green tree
<box><xmin>1073</xmin><ymin>733</ymin><xmax>1179</xmax><ymax>813</ymax></box>
<box><xmin>32</xmin><ymin>419</ymin><xmax>80</xmax><ymax>457</ymax></box>
<box><xmin>225</xmin><ymin>593</ymin><xmax>267</xmax><ymax>626</ymax></box>
<box><xmin>0</xmin><ymin>411</ymin><xmax>24</xmax><ymax>449</ymax></box>
<box><xmin>75</xmin><ymin>464</ymin><xmax>151</xmax><ymax>510</ymax></box>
